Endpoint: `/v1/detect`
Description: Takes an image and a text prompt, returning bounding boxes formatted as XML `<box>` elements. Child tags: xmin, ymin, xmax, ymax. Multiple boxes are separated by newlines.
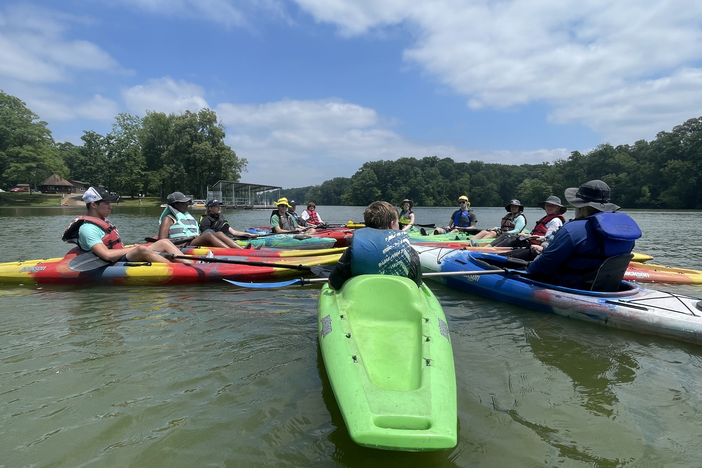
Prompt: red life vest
<box><xmin>530</xmin><ymin>213</ymin><xmax>566</xmax><ymax>243</ymax></box>
<box><xmin>62</xmin><ymin>216</ymin><xmax>124</xmax><ymax>250</ymax></box>
<box><xmin>305</xmin><ymin>209</ymin><xmax>321</xmax><ymax>225</ymax></box>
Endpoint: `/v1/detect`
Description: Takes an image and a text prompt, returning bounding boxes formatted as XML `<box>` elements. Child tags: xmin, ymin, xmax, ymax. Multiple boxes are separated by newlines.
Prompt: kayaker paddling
<box><xmin>158</xmin><ymin>192</ymin><xmax>238</xmax><ymax>248</ymax></box>
<box><xmin>328</xmin><ymin>201</ymin><xmax>422</xmax><ymax>290</ymax></box>
<box><xmin>526</xmin><ymin>180</ymin><xmax>642</xmax><ymax>289</ymax></box>
<box><xmin>62</xmin><ymin>186</ymin><xmax>189</xmax><ymax>263</ymax></box>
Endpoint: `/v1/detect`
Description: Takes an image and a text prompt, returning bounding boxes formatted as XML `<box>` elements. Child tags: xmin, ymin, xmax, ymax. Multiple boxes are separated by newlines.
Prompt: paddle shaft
<box><xmin>158</xmin><ymin>252</ymin><xmax>313</xmax><ymax>270</ymax></box>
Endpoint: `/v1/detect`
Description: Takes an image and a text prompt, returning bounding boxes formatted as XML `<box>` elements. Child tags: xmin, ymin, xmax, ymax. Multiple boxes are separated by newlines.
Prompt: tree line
<box><xmin>284</xmin><ymin>116</ymin><xmax>702</xmax><ymax>209</ymax></box>
<box><xmin>3</xmin><ymin>90</ymin><xmax>702</xmax><ymax>208</ymax></box>
<box><xmin>1</xmin><ymin>91</ymin><xmax>246</xmax><ymax>198</ymax></box>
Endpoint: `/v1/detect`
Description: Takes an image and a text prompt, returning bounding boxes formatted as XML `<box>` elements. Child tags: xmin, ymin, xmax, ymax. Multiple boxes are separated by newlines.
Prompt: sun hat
<box><xmin>275</xmin><ymin>197</ymin><xmax>291</xmax><ymax>207</ymax></box>
<box><xmin>205</xmin><ymin>199</ymin><xmax>223</xmax><ymax>208</ymax></box>
<box><xmin>504</xmin><ymin>199</ymin><xmax>524</xmax><ymax>212</ymax></box>
<box><xmin>82</xmin><ymin>186</ymin><xmax>118</xmax><ymax>203</ymax></box>
<box><xmin>564</xmin><ymin>180</ymin><xmax>620</xmax><ymax>212</ymax></box>
<box><xmin>538</xmin><ymin>195</ymin><xmax>568</xmax><ymax>214</ymax></box>
<box><xmin>401</xmin><ymin>198</ymin><xmax>413</xmax><ymax>209</ymax></box>
<box><xmin>167</xmin><ymin>192</ymin><xmax>192</xmax><ymax>205</ymax></box>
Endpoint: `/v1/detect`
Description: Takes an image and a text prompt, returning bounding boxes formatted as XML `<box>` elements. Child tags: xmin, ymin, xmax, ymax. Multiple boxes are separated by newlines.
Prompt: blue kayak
<box><xmin>414</xmin><ymin>246</ymin><xmax>702</xmax><ymax>345</ymax></box>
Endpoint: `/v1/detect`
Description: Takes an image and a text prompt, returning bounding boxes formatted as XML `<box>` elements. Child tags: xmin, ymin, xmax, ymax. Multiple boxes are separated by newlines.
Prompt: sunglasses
<box><xmin>459</xmin><ymin>201</ymin><xmax>467</xmax><ymax>204</ymax></box>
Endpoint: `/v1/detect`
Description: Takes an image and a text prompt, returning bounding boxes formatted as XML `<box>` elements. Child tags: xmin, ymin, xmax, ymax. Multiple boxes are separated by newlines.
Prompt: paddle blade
<box><xmin>67</xmin><ymin>252</ymin><xmax>112</xmax><ymax>272</ymax></box>
<box><xmin>224</xmin><ymin>278</ymin><xmax>305</xmax><ymax>288</ymax></box>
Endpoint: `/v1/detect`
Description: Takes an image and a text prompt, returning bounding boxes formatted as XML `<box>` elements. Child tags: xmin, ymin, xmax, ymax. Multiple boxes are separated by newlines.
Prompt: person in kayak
<box><xmin>328</xmin><ymin>201</ymin><xmax>422</xmax><ymax>290</ymax></box>
<box><xmin>271</xmin><ymin>197</ymin><xmax>305</xmax><ymax>233</ymax></box>
<box><xmin>398</xmin><ymin>199</ymin><xmax>415</xmax><ymax>231</ymax></box>
<box><xmin>63</xmin><ymin>186</ymin><xmax>190</xmax><ymax>263</ymax></box>
<box><xmin>198</xmin><ymin>199</ymin><xmax>258</xmax><ymax>247</ymax></box>
<box><xmin>471</xmin><ymin>199</ymin><xmax>527</xmax><ymax>242</ymax></box>
<box><xmin>494</xmin><ymin>195</ymin><xmax>567</xmax><ymax>259</ymax></box>
<box><xmin>526</xmin><ymin>180</ymin><xmax>641</xmax><ymax>289</ymax></box>
<box><xmin>301</xmin><ymin>202</ymin><xmax>325</xmax><ymax>228</ymax></box>
<box><xmin>287</xmin><ymin>200</ymin><xmax>304</xmax><ymax>226</ymax></box>
<box><xmin>158</xmin><ymin>192</ymin><xmax>235</xmax><ymax>248</ymax></box>
<box><xmin>430</xmin><ymin>195</ymin><xmax>477</xmax><ymax>234</ymax></box>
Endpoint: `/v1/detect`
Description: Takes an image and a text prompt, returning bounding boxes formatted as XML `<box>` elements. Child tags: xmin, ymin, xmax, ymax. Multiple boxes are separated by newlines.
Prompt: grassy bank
<box><xmin>0</xmin><ymin>193</ymin><xmax>164</xmax><ymax>207</ymax></box>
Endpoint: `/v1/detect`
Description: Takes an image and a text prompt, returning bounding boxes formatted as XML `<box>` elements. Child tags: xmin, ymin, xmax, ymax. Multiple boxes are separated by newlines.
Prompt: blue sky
<box><xmin>3</xmin><ymin>0</ymin><xmax>702</xmax><ymax>187</ymax></box>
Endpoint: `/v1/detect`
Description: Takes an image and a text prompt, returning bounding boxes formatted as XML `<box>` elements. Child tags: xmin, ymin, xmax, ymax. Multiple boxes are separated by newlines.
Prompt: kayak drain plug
<box><xmin>425</xmin><ymin>359</ymin><xmax>431</xmax><ymax>366</ymax></box>
<box><xmin>352</xmin><ymin>355</ymin><xmax>358</xmax><ymax>363</ymax></box>
<box><xmin>346</xmin><ymin>333</ymin><xmax>351</xmax><ymax>338</ymax></box>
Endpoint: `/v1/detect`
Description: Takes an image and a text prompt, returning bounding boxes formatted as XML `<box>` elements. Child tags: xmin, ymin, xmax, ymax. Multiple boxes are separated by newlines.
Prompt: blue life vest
<box><xmin>159</xmin><ymin>206</ymin><xmax>200</xmax><ymax>238</ymax></box>
<box><xmin>589</xmin><ymin>212</ymin><xmax>641</xmax><ymax>256</ymax></box>
<box><xmin>453</xmin><ymin>209</ymin><xmax>474</xmax><ymax>228</ymax></box>
<box><xmin>350</xmin><ymin>228</ymin><xmax>412</xmax><ymax>277</ymax></box>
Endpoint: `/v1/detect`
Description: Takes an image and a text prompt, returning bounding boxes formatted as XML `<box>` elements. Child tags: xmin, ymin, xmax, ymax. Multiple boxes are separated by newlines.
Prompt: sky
<box><xmin>3</xmin><ymin>0</ymin><xmax>702</xmax><ymax>188</ymax></box>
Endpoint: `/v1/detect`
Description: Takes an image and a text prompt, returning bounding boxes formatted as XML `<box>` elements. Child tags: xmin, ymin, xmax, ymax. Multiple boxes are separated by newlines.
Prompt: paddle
<box><xmin>224</xmin><ymin>268</ymin><xmax>512</xmax><ymax>289</ymax></box>
<box><xmin>144</xmin><ymin>236</ymin><xmax>195</xmax><ymax>245</ymax></box>
<box><xmin>67</xmin><ymin>250</ymin><xmax>321</xmax><ymax>272</ymax></box>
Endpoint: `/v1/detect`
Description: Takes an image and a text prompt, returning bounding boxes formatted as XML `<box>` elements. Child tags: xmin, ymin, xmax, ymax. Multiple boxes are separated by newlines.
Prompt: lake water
<box><xmin>1</xmin><ymin>205</ymin><xmax>702</xmax><ymax>467</ymax></box>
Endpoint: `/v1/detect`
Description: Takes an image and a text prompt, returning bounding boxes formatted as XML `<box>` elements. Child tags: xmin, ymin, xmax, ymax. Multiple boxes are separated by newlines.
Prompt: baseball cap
<box><xmin>167</xmin><ymin>192</ymin><xmax>192</xmax><ymax>204</ymax></box>
<box><xmin>82</xmin><ymin>186</ymin><xmax>118</xmax><ymax>203</ymax></box>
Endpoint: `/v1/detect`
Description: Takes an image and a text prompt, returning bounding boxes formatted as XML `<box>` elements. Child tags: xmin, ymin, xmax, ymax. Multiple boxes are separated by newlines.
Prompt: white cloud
<box><xmin>216</xmin><ymin>98</ymin><xmax>567</xmax><ymax>186</ymax></box>
<box><xmin>293</xmin><ymin>0</ymin><xmax>702</xmax><ymax>143</ymax></box>
<box><xmin>0</xmin><ymin>4</ymin><xmax>123</xmax><ymax>83</ymax></box>
<box><xmin>123</xmin><ymin>78</ymin><xmax>210</xmax><ymax>115</ymax></box>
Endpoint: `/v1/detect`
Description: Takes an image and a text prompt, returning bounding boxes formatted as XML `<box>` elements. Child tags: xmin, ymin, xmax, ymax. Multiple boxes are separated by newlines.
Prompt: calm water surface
<box><xmin>1</xmin><ymin>205</ymin><xmax>702</xmax><ymax>467</ymax></box>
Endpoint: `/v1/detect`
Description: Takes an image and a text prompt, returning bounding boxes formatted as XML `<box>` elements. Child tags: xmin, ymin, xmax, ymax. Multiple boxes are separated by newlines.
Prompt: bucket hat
<box><xmin>564</xmin><ymin>180</ymin><xmax>619</xmax><ymax>212</ymax></box>
<box><xmin>167</xmin><ymin>191</ymin><xmax>192</xmax><ymax>205</ymax></box>
<box><xmin>504</xmin><ymin>199</ymin><xmax>524</xmax><ymax>212</ymax></box>
<box><xmin>275</xmin><ymin>197</ymin><xmax>291</xmax><ymax>207</ymax></box>
<box><xmin>401</xmin><ymin>198</ymin><xmax>413</xmax><ymax>209</ymax></box>
<box><xmin>538</xmin><ymin>195</ymin><xmax>568</xmax><ymax>214</ymax></box>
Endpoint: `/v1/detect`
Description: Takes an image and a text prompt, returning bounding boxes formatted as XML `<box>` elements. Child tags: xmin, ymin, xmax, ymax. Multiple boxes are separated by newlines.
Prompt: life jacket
<box><xmin>305</xmin><ymin>209</ymin><xmax>321</xmax><ymax>225</ymax></box>
<box><xmin>270</xmin><ymin>210</ymin><xmax>296</xmax><ymax>231</ymax></box>
<box><xmin>588</xmin><ymin>211</ymin><xmax>642</xmax><ymax>256</ymax></box>
<box><xmin>398</xmin><ymin>209</ymin><xmax>413</xmax><ymax>228</ymax></box>
<box><xmin>500</xmin><ymin>212</ymin><xmax>526</xmax><ymax>232</ymax></box>
<box><xmin>452</xmin><ymin>209</ymin><xmax>474</xmax><ymax>228</ymax></box>
<box><xmin>159</xmin><ymin>206</ymin><xmax>200</xmax><ymax>238</ymax></box>
<box><xmin>199</xmin><ymin>213</ymin><xmax>228</xmax><ymax>232</ymax></box>
<box><xmin>350</xmin><ymin>228</ymin><xmax>412</xmax><ymax>278</ymax></box>
<box><xmin>529</xmin><ymin>213</ymin><xmax>566</xmax><ymax>244</ymax></box>
<box><xmin>62</xmin><ymin>216</ymin><xmax>124</xmax><ymax>250</ymax></box>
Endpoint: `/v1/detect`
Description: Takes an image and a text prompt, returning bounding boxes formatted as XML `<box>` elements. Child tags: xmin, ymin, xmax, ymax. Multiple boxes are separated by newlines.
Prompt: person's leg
<box><xmin>214</xmin><ymin>231</ymin><xmax>243</xmax><ymax>248</ymax></box>
<box><xmin>190</xmin><ymin>231</ymin><xmax>229</xmax><ymax>248</ymax></box>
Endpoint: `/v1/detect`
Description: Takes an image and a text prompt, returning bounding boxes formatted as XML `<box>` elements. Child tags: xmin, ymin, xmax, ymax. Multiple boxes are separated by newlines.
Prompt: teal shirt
<box><xmin>78</xmin><ymin>223</ymin><xmax>105</xmax><ymax>251</ymax></box>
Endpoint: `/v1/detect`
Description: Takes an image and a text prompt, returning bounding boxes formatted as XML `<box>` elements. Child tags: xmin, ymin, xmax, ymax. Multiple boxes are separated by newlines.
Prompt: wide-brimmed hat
<box><xmin>167</xmin><ymin>191</ymin><xmax>192</xmax><ymax>205</ymax></box>
<box><xmin>401</xmin><ymin>198</ymin><xmax>413</xmax><ymax>209</ymax></box>
<box><xmin>538</xmin><ymin>195</ymin><xmax>568</xmax><ymax>214</ymax></box>
<box><xmin>206</xmin><ymin>199</ymin><xmax>223</xmax><ymax>208</ymax></box>
<box><xmin>275</xmin><ymin>197</ymin><xmax>291</xmax><ymax>207</ymax></box>
<box><xmin>564</xmin><ymin>180</ymin><xmax>619</xmax><ymax>212</ymax></box>
<box><xmin>504</xmin><ymin>199</ymin><xmax>524</xmax><ymax>212</ymax></box>
<box><xmin>82</xmin><ymin>186</ymin><xmax>118</xmax><ymax>203</ymax></box>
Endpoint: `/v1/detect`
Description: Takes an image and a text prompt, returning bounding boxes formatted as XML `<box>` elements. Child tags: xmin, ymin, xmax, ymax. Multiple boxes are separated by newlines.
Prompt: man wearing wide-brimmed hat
<box><xmin>271</xmin><ymin>197</ymin><xmax>304</xmax><ymax>233</ymax></box>
<box><xmin>526</xmin><ymin>180</ymin><xmax>641</xmax><ymax>289</ymax></box>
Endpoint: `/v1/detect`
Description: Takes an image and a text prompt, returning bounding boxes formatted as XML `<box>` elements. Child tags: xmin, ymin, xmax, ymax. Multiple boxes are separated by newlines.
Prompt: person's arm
<box><xmin>503</xmin><ymin>215</ymin><xmax>527</xmax><ymax>235</ymax></box>
<box><xmin>328</xmin><ymin>249</ymin><xmax>353</xmax><ymax>290</ymax></box>
<box><xmin>543</xmin><ymin>218</ymin><xmax>564</xmax><ymax>238</ymax></box>
<box><xmin>468</xmin><ymin>212</ymin><xmax>477</xmax><ymax>229</ymax></box>
<box><xmin>158</xmin><ymin>216</ymin><xmax>174</xmax><ymax>239</ymax></box>
<box><xmin>401</xmin><ymin>213</ymin><xmax>415</xmax><ymax>231</ymax></box>
<box><xmin>301</xmin><ymin>211</ymin><xmax>310</xmax><ymax>221</ymax></box>
<box><xmin>526</xmin><ymin>228</ymin><xmax>574</xmax><ymax>277</ymax></box>
<box><xmin>271</xmin><ymin>214</ymin><xmax>285</xmax><ymax>233</ymax></box>
<box><xmin>445</xmin><ymin>210</ymin><xmax>457</xmax><ymax>230</ymax></box>
<box><xmin>79</xmin><ymin>224</ymin><xmax>133</xmax><ymax>262</ymax></box>
<box><xmin>408</xmin><ymin>247</ymin><xmax>422</xmax><ymax>286</ymax></box>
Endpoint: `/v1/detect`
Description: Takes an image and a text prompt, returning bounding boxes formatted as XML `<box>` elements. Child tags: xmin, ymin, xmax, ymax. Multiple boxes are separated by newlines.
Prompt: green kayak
<box><xmin>317</xmin><ymin>275</ymin><xmax>457</xmax><ymax>451</ymax></box>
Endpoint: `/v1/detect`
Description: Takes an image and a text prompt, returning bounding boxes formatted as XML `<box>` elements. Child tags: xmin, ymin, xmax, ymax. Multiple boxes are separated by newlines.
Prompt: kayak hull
<box><xmin>0</xmin><ymin>250</ymin><xmax>341</xmax><ymax>286</ymax></box>
<box><xmin>416</xmin><ymin>246</ymin><xmax>702</xmax><ymax>345</ymax></box>
<box><xmin>236</xmin><ymin>235</ymin><xmax>336</xmax><ymax>249</ymax></box>
<box><xmin>317</xmin><ymin>275</ymin><xmax>457</xmax><ymax>451</ymax></box>
<box><xmin>182</xmin><ymin>246</ymin><xmax>346</xmax><ymax>257</ymax></box>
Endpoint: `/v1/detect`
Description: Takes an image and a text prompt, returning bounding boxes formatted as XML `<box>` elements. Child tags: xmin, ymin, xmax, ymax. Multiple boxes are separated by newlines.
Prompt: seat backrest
<box><xmin>586</xmin><ymin>253</ymin><xmax>634</xmax><ymax>292</ymax></box>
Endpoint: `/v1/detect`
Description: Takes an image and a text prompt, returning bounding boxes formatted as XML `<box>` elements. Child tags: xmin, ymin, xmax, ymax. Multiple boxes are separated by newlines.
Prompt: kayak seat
<box><xmin>342</xmin><ymin>275</ymin><xmax>424</xmax><ymax>392</ymax></box>
<box><xmin>584</xmin><ymin>253</ymin><xmax>634</xmax><ymax>292</ymax></box>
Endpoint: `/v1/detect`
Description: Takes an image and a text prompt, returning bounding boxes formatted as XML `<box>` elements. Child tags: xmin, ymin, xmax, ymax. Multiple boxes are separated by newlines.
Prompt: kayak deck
<box><xmin>318</xmin><ymin>275</ymin><xmax>457</xmax><ymax>451</ymax></box>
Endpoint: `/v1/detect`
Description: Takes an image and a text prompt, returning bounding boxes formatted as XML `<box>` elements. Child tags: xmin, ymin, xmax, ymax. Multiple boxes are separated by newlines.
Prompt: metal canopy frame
<box><xmin>209</xmin><ymin>181</ymin><xmax>282</xmax><ymax>208</ymax></box>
